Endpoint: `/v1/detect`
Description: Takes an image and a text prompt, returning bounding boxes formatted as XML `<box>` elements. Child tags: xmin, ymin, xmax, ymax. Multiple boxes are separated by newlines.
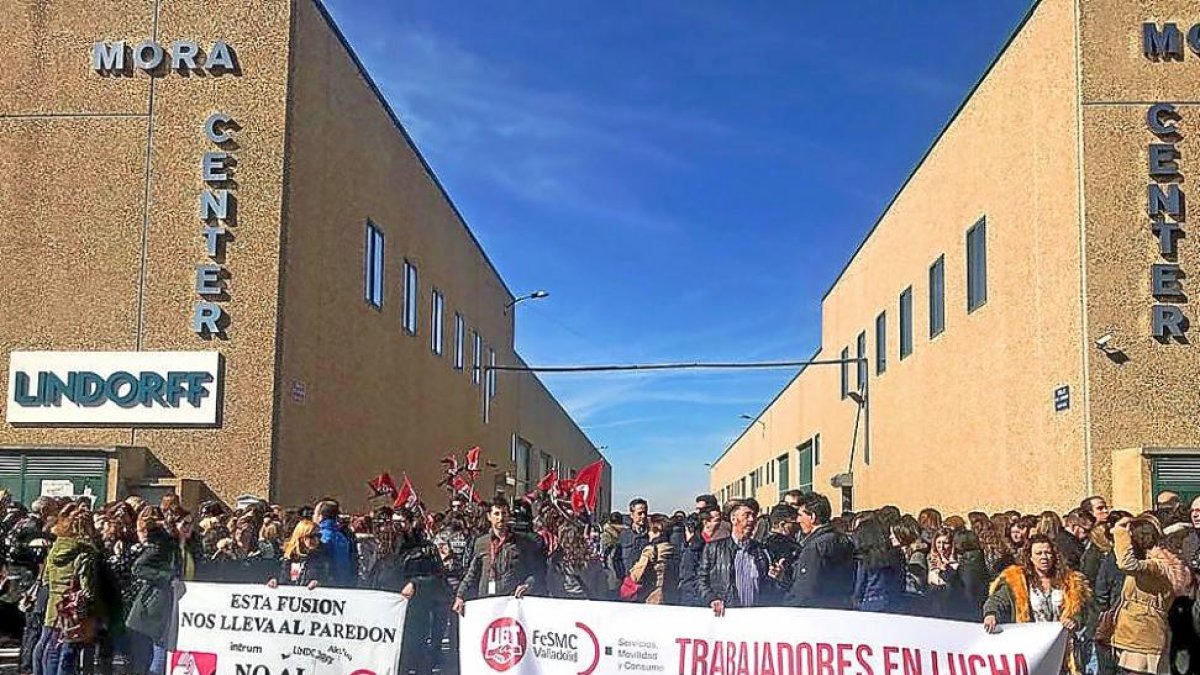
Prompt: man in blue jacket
<box><xmin>316</xmin><ymin>500</ymin><xmax>358</xmax><ymax>587</ymax></box>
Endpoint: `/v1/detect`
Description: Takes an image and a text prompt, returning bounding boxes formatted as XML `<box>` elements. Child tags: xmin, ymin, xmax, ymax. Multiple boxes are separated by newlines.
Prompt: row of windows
<box><xmin>840</xmin><ymin>218</ymin><xmax>988</xmax><ymax>397</ymax></box>
<box><xmin>720</xmin><ymin>434</ymin><xmax>820</xmax><ymax>504</ymax></box>
<box><xmin>363</xmin><ymin>222</ymin><xmax>498</xmax><ymax>421</ymax></box>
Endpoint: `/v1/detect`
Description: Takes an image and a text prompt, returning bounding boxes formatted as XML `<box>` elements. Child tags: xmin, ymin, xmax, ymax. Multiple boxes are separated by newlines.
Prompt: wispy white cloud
<box><xmin>356</xmin><ymin>27</ymin><xmax>730</xmax><ymax>234</ymax></box>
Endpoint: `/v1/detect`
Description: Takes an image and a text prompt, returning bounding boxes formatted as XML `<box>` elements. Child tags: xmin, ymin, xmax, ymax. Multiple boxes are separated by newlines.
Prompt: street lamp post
<box><xmin>504</xmin><ymin>290</ymin><xmax>549</xmax><ymax>314</ymax></box>
<box><xmin>739</xmin><ymin>414</ymin><xmax>766</xmax><ymax>432</ymax></box>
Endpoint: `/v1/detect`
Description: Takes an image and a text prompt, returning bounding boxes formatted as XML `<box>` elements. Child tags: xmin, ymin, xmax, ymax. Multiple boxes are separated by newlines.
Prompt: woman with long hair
<box><xmin>918</xmin><ymin>509</ymin><xmax>942</xmax><ymax>544</ymax></box>
<box><xmin>1036</xmin><ymin>511</ymin><xmax>1064</xmax><ymax>540</ymax></box>
<box><xmin>1009</xmin><ymin>515</ymin><xmax>1036</xmax><ymax>552</ymax></box>
<box><xmin>925</xmin><ymin>527</ymin><xmax>961</xmax><ymax>619</ymax></box>
<box><xmin>269</xmin><ymin>519</ymin><xmax>330</xmax><ymax>589</ymax></box>
<box><xmin>983</xmin><ymin>535</ymin><xmax>1090</xmax><ymax>674</ymax></box>
<box><xmin>851</xmin><ymin>516</ymin><xmax>904</xmax><ymax>612</ymax></box>
<box><xmin>548</xmin><ymin>523</ymin><xmax>604</xmax><ymax>600</ymax></box>
<box><xmin>973</xmin><ymin>517</ymin><xmax>1015</xmax><ymax>578</ymax></box>
<box><xmin>1110</xmin><ymin>516</ymin><xmax>1193</xmax><ymax>674</ymax></box>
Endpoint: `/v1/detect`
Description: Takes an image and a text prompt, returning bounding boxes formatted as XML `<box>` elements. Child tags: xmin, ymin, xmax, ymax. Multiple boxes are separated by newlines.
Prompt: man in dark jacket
<box><xmin>762</xmin><ymin>504</ymin><xmax>800</xmax><ymax>588</ymax></box>
<box><xmin>697</xmin><ymin>501</ymin><xmax>780</xmax><ymax>614</ymax></box>
<box><xmin>453</xmin><ymin>498</ymin><xmax>534</xmax><ymax>615</ymax></box>
<box><xmin>367</xmin><ymin>508</ymin><xmax>444</xmax><ymax>675</ymax></box>
<box><xmin>789</xmin><ymin>492</ymin><xmax>854</xmax><ymax>609</ymax></box>
<box><xmin>614</xmin><ymin>498</ymin><xmax>650</xmax><ymax>581</ymax></box>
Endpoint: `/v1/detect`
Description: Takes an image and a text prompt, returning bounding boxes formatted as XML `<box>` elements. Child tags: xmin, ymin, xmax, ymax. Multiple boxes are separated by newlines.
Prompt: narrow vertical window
<box><xmin>364</xmin><ymin>223</ymin><xmax>384</xmax><ymax>309</ymax></box>
<box><xmin>472</xmin><ymin>331</ymin><xmax>482</xmax><ymax>385</ymax></box>
<box><xmin>488</xmin><ymin>348</ymin><xmax>497</xmax><ymax>399</ymax></box>
<box><xmin>856</xmin><ymin>331</ymin><xmax>867</xmax><ymax>391</ymax></box>
<box><xmin>930</xmin><ymin>255</ymin><xmax>946</xmax><ymax>337</ymax></box>
<box><xmin>967</xmin><ymin>218</ymin><xmax>987</xmax><ymax>312</ymax></box>
<box><xmin>402</xmin><ymin>260</ymin><xmax>419</xmax><ymax>334</ymax></box>
<box><xmin>875</xmin><ymin>311</ymin><xmax>887</xmax><ymax>375</ymax></box>
<box><xmin>482</xmin><ymin>342</ymin><xmax>491</xmax><ymax>423</ymax></box>
<box><xmin>900</xmin><ymin>286</ymin><xmax>913</xmax><ymax>359</ymax></box>
<box><xmin>431</xmin><ymin>290</ymin><xmax>444</xmax><ymax>355</ymax></box>
<box><xmin>839</xmin><ymin>346</ymin><xmax>849</xmax><ymax>399</ymax></box>
<box><xmin>453</xmin><ymin>314</ymin><xmax>465</xmax><ymax>370</ymax></box>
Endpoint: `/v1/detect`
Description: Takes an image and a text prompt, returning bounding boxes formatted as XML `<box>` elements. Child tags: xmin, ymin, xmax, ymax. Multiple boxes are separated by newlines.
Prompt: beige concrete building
<box><xmin>711</xmin><ymin>0</ymin><xmax>1200</xmax><ymax>516</ymax></box>
<box><xmin>0</xmin><ymin>0</ymin><xmax>609</xmax><ymax>512</ymax></box>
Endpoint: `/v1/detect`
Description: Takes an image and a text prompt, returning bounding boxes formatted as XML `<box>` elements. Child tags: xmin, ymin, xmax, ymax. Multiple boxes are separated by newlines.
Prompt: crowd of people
<box><xmin>1</xmin><ymin>487</ymin><xmax>1199</xmax><ymax>675</ymax></box>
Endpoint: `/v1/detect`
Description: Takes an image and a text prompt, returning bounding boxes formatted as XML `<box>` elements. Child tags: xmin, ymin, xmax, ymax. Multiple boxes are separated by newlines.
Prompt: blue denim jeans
<box><xmin>34</xmin><ymin>628</ymin><xmax>80</xmax><ymax>675</ymax></box>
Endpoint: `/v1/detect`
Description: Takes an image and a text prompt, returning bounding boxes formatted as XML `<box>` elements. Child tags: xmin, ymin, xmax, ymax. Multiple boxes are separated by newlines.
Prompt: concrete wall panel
<box><xmin>0</xmin><ymin>0</ymin><xmax>153</xmax><ymax>115</ymax></box>
<box><xmin>0</xmin><ymin>117</ymin><xmax>147</xmax><ymax>448</ymax></box>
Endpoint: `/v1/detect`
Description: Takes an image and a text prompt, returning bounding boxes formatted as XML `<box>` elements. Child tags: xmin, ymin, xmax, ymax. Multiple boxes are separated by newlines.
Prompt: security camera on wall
<box><xmin>1095</xmin><ymin>333</ymin><xmax>1113</xmax><ymax>350</ymax></box>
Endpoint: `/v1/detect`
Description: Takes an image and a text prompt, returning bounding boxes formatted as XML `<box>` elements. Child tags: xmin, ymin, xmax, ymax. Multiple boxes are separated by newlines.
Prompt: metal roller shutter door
<box><xmin>1151</xmin><ymin>455</ymin><xmax>1200</xmax><ymax>502</ymax></box>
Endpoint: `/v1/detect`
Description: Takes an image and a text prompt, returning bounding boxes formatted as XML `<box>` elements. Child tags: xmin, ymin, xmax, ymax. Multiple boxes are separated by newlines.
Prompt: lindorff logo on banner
<box><xmin>6</xmin><ymin>351</ymin><xmax>221</xmax><ymax>426</ymax></box>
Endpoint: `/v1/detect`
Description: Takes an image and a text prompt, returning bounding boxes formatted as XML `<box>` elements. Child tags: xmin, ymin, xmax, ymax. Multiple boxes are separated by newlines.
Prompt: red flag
<box><xmin>367</xmin><ymin>472</ymin><xmax>398</xmax><ymax>500</ymax></box>
<box><xmin>571</xmin><ymin>461</ymin><xmax>603</xmax><ymax>514</ymax></box>
<box><xmin>393</xmin><ymin>475</ymin><xmax>419</xmax><ymax>510</ymax></box>
<box><xmin>555</xmin><ymin>478</ymin><xmax>576</xmax><ymax>501</ymax></box>
<box><xmin>451</xmin><ymin>473</ymin><xmax>478</xmax><ymax>502</ymax></box>
<box><xmin>535</xmin><ymin>469</ymin><xmax>558</xmax><ymax>493</ymax></box>
<box><xmin>465</xmin><ymin>446</ymin><xmax>481</xmax><ymax>472</ymax></box>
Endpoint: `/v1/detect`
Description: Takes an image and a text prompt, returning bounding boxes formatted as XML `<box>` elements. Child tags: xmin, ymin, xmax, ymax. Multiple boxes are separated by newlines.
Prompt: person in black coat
<box><xmin>126</xmin><ymin>509</ymin><xmax>181</xmax><ymax>675</ymax></box>
<box><xmin>677</xmin><ymin>514</ymin><xmax>706</xmax><ymax>607</ymax></box>
<box><xmin>615</xmin><ymin>499</ymin><xmax>650</xmax><ymax>581</ymax></box>
<box><xmin>366</xmin><ymin>508</ymin><xmax>443</xmax><ymax>675</ymax></box>
<box><xmin>789</xmin><ymin>493</ymin><xmax>855</xmax><ymax>609</ymax></box>
<box><xmin>697</xmin><ymin>502</ymin><xmax>781</xmax><ymax>614</ymax></box>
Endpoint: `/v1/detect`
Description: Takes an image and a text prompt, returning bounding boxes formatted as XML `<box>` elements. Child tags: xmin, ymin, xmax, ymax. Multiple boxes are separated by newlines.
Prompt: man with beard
<box><xmin>366</xmin><ymin>507</ymin><xmax>443</xmax><ymax>675</ymax></box>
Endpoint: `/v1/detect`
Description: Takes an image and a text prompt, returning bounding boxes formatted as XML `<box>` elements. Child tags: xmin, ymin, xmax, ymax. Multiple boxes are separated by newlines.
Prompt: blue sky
<box><xmin>321</xmin><ymin>0</ymin><xmax>1032</xmax><ymax>511</ymax></box>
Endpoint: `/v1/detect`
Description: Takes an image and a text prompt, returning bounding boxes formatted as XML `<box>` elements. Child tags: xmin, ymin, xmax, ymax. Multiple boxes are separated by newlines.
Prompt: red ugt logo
<box><xmin>481</xmin><ymin>617</ymin><xmax>527</xmax><ymax>672</ymax></box>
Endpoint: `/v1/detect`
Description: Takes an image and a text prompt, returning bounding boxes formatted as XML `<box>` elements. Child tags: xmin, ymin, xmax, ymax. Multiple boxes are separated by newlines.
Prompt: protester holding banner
<box><xmin>364</xmin><ymin>506</ymin><xmax>444</xmax><ymax>675</ymax></box>
<box><xmin>697</xmin><ymin>499</ymin><xmax>780</xmax><ymax>615</ymax></box>
<box><xmin>983</xmin><ymin>534</ymin><xmax>1090</xmax><ymax>673</ymax></box>
<box><xmin>452</xmin><ymin>498</ymin><xmax>533</xmax><ymax>616</ymax></box>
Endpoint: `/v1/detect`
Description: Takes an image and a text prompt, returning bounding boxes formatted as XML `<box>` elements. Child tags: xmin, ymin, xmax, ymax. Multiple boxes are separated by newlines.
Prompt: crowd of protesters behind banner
<box><xmin>3</xmin><ymin>487</ymin><xmax>1200</xmax><ymax>675</ymax></box>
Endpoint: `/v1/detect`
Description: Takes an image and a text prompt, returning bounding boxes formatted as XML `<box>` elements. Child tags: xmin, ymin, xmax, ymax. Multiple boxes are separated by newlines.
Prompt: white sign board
<box><xmin>173</xmin><ymin>582</ymin><xmax>408</xmax><ymax>675</ymax></box>
<box><xmin>6</xmin><ymin>351</ymin><xmax>221</xmax><ymax>426</ymax></box>
<box><xmin>39</xmin><ymin>480</ymin><xmax>75</xmax><ymax>497</ymax></box>
<box><xmin>461</xmin><ymin>597</ymin><xmax>1068</xmax><ymax>675</ymax></box>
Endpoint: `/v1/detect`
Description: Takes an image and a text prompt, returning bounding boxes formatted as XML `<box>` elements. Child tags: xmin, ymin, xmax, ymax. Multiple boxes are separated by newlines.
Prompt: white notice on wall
<box><xmin>39</xmin><ymin>480</ymin><xmax>74</xmax><ymax>498</ymax></box>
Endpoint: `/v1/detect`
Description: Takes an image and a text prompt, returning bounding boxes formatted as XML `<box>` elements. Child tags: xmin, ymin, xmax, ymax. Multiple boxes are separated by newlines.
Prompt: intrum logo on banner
<box><xmin>482</xmin><ymin>617</ymin><xmax>527</xmax><ymax>672</ymax></box>
<box><xmin>168</xmin><ymin>651</ymin><xmax>217</xmax><ymax>675</ymax></box>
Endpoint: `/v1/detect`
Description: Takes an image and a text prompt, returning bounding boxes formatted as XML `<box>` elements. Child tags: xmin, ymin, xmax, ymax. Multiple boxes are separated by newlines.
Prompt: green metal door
<box><xmin>1151</xmin><ymin>455</ymin><xmax>1200</xmax><ymax>504</ymax></box>
<box><xmin>0</xmin><ymin>451</ymin><xmax>107</xmax><ymax>504</ymax></box>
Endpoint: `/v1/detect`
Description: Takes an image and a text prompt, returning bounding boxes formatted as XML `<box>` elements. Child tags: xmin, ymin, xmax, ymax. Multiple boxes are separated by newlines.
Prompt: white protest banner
<box><xmin>461</xmin><ymin>597</ymin><xmax>1067</xmax><ymax>675</ymax></box>
<box><xmin>172</xmin><ymin>583</ymin><xmax>408</xmax><ymax>675</ymax></box>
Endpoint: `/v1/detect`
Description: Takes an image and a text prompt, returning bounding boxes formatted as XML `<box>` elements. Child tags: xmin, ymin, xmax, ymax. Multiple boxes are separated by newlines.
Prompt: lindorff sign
<box><xmin>92</xmin><ymin>40</ymin><xmax>238</xmax><ymax>75</ymax></box>
<box><xmin>6</xmin><ymin>351</ymin><xmax>221</xmax><ymax>426</ymax></box>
